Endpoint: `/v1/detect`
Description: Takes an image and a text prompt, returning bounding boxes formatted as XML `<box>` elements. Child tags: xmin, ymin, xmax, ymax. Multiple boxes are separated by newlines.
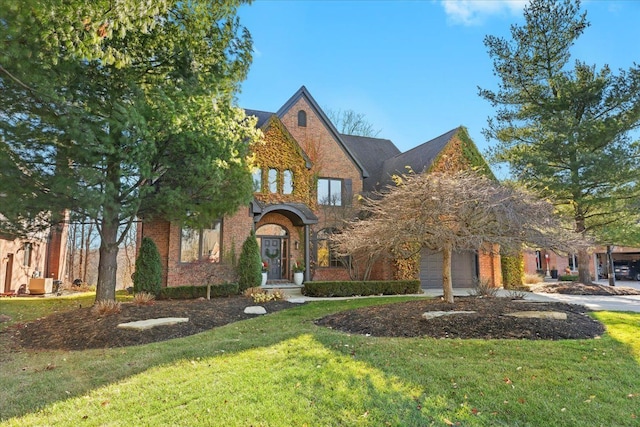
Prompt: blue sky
<box><xmin>236</xmin><ymin>0</ymin><xmax>640</xmax><ymax>176</ymax></box>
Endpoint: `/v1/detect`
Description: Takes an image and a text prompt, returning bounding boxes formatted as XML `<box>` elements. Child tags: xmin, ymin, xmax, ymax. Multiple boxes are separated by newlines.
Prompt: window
<box><xmin>316</xmin><ymin>228</ymin><xmax>345</xmax><ymax>268</ymax></box>
<box><xmin>297</xmin><ymin>110</ymin><xmax>307</xmax><ymax>127</ymax></box>
<box><xmin>567</xmin><ymin>254</ymin><xmax>578</xmax><ymax>270</ymax></box>
<box><xmin>317</xmin><ymin>178</ymin><xmax>342</xmax><ymax>206</ymax></box>
<box><xmin>268</xmin><ymin>168</ymin><xmax>278</xmax><ymax>193</ymax></box>
<box><xmin>252</xmin><ymin>168</ymin><xmax>262</xmax><ymax>192</ymax></box>
<box><xmin>23</xmin><ymin>243</ymin><xmax>32</xmax><ymax>267</ymax></box>
<box><xmin>283</xmin><ymin>170</ymin><xmax>293</xmax><ymax>194</ymax></box>
<box><xmin>180</xmin><ymin>221</ymin><xmax>221</xmax><ymax>263</ymax></box>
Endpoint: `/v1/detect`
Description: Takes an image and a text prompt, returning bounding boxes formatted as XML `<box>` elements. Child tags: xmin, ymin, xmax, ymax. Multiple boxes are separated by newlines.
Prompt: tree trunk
<box><xmin>442</xmin><ymin>243</ymin><xmax>454</xmax><ymax>303</ymax></box>
<box><xmin>577</xmin><ymin>247</ymin><xmax>592</xmax><ymax>285</ymax></box>
<box><xmin>95</xmin><ymin>216</ymin><xmax>119</xmax><ymax>302</ymax></box>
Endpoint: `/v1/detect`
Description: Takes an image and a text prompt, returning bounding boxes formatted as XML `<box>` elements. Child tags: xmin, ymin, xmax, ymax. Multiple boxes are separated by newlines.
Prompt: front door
<box><xmin>262</xmin><ymin>238</ymin><xmax>282</xmax><ymax>279</ymax></box>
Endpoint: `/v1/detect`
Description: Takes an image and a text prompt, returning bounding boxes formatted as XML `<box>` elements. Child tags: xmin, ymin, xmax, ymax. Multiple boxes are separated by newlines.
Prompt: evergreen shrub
<box><xmin>133</xmin><ymin>237</ymin><xmax>162</xmax><ymax>296</ymax></box>
<box><xmin>237</xmin><ymin>230</ymin><xmax>262</xmax><ymax>291</ymax></box>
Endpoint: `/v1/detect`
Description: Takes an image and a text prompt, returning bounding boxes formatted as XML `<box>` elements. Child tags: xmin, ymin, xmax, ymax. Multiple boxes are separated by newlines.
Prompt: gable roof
<box><xmin>244</xmin><ymin>109</ymin><xmax>313</xmax><ymax>169</ymax></box>
<box><xmin>340</xmin><ymin>134</ymin><xmax>400</xmax><ymax>192</ymax></box>
<box><xmin>244</xmin><ymin>109</ymin><xmax>273</xmax><ymax>128</ymax></box>
<box><xmin>276</xmin><ymin>86</ymin><xmax>369</xmax><ymax>178</ymax></box>
<box><xmin>378</xmin><ymin>127</ymin><xmax>461</xmax><ymax>189</ymax></box>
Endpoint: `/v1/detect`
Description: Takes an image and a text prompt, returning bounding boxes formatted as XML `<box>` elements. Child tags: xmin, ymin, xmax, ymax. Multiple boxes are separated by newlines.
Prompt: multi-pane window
<box><xmin>268</xmin><ymin>168</ymin><xmax>278</xmax><ymax>193</ymax></box>
<box><xmin>317</xmin><ymin>178</ymin><xmax>342</xmax><ymax>206</ymax></box>
<box><xmin>252</xmin><ymin>168</ymin><xmax>262</xmax><ymax>192</ymax></box>
<box><xmin>180</xmin><ymin>221</ymin><xmax>221</xmax><ymax>263</ymax></box>
<box><xmin>283</xmin><ymin>170</ymin><xmax>293</xmax><ymax>194</ymax></box>
<box><xmin>316</xmin><ymin>228</ymin><xmax>344</xmax><ymax>268</ymax></box>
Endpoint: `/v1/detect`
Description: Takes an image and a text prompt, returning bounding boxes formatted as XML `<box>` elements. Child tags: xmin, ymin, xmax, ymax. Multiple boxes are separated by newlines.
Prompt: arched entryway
<box><xmin>256</xmin><ymin>224</ymin><xmax>289</xmax><ymax>279</ymax></box>
<box><xmin>250</xmin><ymin>201</ymin><xmax>318</xmax><ymax>281</ymax></box>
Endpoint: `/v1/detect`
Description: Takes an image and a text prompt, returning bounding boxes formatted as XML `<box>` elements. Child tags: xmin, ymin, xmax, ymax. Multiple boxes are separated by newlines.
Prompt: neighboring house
<box><xmin>0</xmin><ymin>219</ymin><xmax>67</xmax><ymax>295</ymax></box>
<box><xmin>140</xmin><ymin>86</ymin><xmax>501</xmax><ymax>289</ymax></box>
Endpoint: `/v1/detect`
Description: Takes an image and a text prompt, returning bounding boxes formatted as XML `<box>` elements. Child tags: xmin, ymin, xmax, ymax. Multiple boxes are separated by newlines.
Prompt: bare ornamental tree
<box><xmin>332</xmin><ymin>171</ymin><xmax>585</xmax><ymax>303</ymax></box>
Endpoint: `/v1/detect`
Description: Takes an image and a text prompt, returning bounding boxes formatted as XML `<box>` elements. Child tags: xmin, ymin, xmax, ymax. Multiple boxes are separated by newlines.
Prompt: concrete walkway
<box><xmin>265</xmin><ymin>282</ymin><xmax>640</xmax><ymax>312</ymax></box>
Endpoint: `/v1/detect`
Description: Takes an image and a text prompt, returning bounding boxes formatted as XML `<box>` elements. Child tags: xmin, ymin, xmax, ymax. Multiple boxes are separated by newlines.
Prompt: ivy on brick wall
<box><xmin>429</xmin><ymin>127</ymin><xmax>495</xmax><ymax>180</ymax></box>
<box><xmin>250</xmin><ymin>117</ymin><xmax>314</xmax><ymax>207</ymax></box>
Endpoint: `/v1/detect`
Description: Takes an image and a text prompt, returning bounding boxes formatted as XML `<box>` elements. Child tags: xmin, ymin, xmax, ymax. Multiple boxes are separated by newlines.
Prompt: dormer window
<box><xmin>297</xmin><ymin>110</ymin><xmax>307</xmax><ymax>127</ymax></box>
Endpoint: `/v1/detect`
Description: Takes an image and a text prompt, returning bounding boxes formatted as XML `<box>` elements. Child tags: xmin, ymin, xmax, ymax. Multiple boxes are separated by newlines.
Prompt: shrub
<box><xmin>468</xmin><ymin>277</ymin><xmax>499</xmax><ymax>298</ymax></box>
<box><xmin>92</xmin><ymin>300</ymin><xmax>122</xmax><ymax>315</ymax></box>
<box><xmin>237</xmin><ymin>230</ymin><xmax>262</xmax><ymax>292</ymax></box>
<box><xmin>558</xmin><ymin>274</ymin><xmax>579</xmax><ymax>282</ymax></box>
<box><xmin>501</xmin><ymin>253</ymin><xmax>524</xmax><ymax>289</ymax></box>
<box><xmin>243</xmin><ymin>286</ymin><xmax>286</xmax><ymax>303</ymax></box>
<box><xmin>524</xmin><ymin>273</ymin><xmax>544</xmax><ymax>284</ymax></box>
<box><xmin>302</xmin><ymin>280</ymin><xmax>420</xmax><ymax>297</ymax></box>
<box><xmin>133</xmin><ymin>237</ymin><xmax>162</xmax><ymax>296</ymax></box>
<box><xmin>132</xmin><ymin>292</ymin><xmax>155</xmax><ymax>306</ymax></box>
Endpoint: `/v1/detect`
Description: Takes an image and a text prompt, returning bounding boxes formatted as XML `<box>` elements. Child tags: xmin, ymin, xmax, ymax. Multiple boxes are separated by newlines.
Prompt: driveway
<box><xmin>422</xmin><ymin>280</ymin><xmax>640</xmax><ymax>312</ymax></box>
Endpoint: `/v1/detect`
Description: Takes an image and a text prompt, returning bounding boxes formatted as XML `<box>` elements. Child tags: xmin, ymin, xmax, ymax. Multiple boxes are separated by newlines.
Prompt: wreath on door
<box><xmin>265</xmin><ymin>247</ymin><xmax>280</xmax><ymax>261</ymax></box>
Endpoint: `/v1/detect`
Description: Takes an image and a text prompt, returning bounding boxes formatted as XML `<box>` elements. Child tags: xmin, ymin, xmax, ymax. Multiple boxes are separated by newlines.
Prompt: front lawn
<box><xmin>0</xmin><ymin>297</ymin><xmax>638</xmax><ymax>426</ymax></box>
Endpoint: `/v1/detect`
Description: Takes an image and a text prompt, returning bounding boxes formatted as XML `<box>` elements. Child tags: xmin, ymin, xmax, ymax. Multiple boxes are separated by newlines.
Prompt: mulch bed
<box><xmin>528</xmin><ymin>282</ymin><xmax>640</xmax><ymax>295</ymax></box>
<box><xmin>2</xmin><ymin>296</ymin><xmax>298</xmax><ymax>351</ymax></box>
<box><xmin>316</xmin><ymin>297</ymin><xmax>605</xmax><ymax>340</ymax></box>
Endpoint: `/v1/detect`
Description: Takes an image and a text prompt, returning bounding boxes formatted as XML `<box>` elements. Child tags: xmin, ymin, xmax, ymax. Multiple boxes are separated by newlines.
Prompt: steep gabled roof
<box><xmin>244</xmin><ymin>109</ymin><xmax>273</xmax><ymax>128</ymax></box>
<box><xmin>341</xmin><ymin>134</ymin><xmax>400</xmax><ymax>192</ymax></box>
<box><xmin>244</xmin><ymin>109</ymin><xmax>313</xmax><ymax>169</ymax></box>
<box><xmin>276</xmin><ymin>86</ymin><xmax>369</xmax><ymax>178</ymax></box>
<box><xmin>378</xmin><ymin>127</ymin><xmax>461</xmax><ymax>189</ymax></box>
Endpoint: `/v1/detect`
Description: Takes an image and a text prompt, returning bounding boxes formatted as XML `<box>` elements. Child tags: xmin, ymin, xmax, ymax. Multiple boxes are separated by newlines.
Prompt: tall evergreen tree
<box><xmin>0</xmin><ymin>1</ymin><xmax>261</xmax><ymax>301</ymax></box>
<box><xmin>480</xmin><ymin>0</ymin><xmax>640</xmax><ymax>284</ymax></box>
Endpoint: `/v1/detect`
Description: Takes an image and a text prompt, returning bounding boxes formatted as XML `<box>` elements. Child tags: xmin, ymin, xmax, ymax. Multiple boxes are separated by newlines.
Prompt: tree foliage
<box><xmin>237</xmin><ymin>230</ymin><xmax>262</xmax><ymax>291</ymax></box>
<box><xmin>133</xmin><ymin>237</ymin><xmax>162</xmax><ymax>296</ymax></box>
<box><xmin>326</xmin><ymin>109</ymin><xmax>381</xmax><ymax>137</ymax></box>
<box><xmin>479</xmin><ymin>0</ymin><xmax>640</xmax><ymax>284</ymax></box>
<box><xmin>332</xmin><ymin>171</ymin><xmax>583</xmax><ymax>302</ymax></box>
<box><xmin>0</xmin><ymin>0</ymin><xmax>261</xmax><ymax>301</ymax></box>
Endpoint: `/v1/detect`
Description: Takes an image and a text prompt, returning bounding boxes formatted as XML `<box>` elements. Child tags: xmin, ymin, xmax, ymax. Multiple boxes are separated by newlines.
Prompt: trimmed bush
<box><xmin>501</xmin><ymin>253</ymin><xmax>524</xmax><ymax>289</ymax></box>
<box><xmin>158</xmin><ymin>283</ymin><xmax>239</xmax><ymax>300</ymax></box>
<box><xmin>237</xmin><ymin>230</ymin><xmax>262</xmax><ymax>292</ymax></box>
<box><xmin>558</xmin><ymin>274</ymin><xmax>579</xmax><ymax>282</ymax></box>
<box><xmin>133</xmin><ymin>237</ymin><xmax>162</xmax><ymax>296</ymax></box>
<box><xmin>302</xmin><ymin>280</ymin><xmax>420</xmax><ymax>297</ymax></box>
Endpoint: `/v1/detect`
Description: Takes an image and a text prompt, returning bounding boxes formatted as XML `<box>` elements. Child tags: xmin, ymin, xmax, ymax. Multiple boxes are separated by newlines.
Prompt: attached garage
<box><xmin>420</xmin><ymin>249</ymin><xmax>478</xmax><ymax>289</ymax></box>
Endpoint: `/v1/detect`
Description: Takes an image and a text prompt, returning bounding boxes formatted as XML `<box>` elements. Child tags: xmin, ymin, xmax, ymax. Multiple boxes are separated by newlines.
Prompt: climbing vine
<box><xmin>250</xmin><ymin>116</ymin><xmax>314</xmax><ymax>207</ymax></box>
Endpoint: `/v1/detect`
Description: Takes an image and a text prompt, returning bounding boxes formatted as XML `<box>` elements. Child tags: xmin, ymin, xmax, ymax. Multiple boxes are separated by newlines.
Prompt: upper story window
<box><xmin>268</xmin><ymin>168</ymin><xmax>278</xmax><ymax>193</ymax></box>
<box><xmin>297</xmin><ymin>110</ymin><xmax>307</xmax><ymax>127</ymax></box>
<box><xmin>180</xmin><ymin>221</ymin><xmax>221</xmax><ymax>263</ymax></box>
<box><xmin>317</xmin><ymin>178</ymin><xmax>342</xmax><ymax>206</ymax></box>
<box><xmin>283</xmin><ymin>170</ymin><xmax>293</xmax><ymax>194</ymax></box>
<box><xmin>252</xmin><ymin>168</ymin><xmax>262</xmax><ymax>192</ymax></box>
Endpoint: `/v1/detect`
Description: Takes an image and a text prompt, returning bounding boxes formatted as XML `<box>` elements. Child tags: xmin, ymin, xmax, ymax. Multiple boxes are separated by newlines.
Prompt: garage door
<box><xmin>420</xmin><ymin>249</ymin><xmax>477</xmax><ymax>289</ymax></box>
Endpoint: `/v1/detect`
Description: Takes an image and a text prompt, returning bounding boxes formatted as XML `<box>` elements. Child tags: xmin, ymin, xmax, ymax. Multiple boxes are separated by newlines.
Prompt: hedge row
<box><xmin>557</xmin><ymin>275</ymin><xmax>579</xmax><ymax>282</ymax></box>
<box><xmin>158</xmin><ymin>283</ymin><xmax>239</xmax><ymax>300</ymax></box>
<box><xmin>302</xmin><ymin>280</ymin><xmax>421</xmax><ymax>297</ymax></box>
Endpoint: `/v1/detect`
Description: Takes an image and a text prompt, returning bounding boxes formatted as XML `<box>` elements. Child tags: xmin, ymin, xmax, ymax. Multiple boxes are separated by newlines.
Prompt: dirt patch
<box><xmin>315</xmin><ymin>297</ymin><xmax>605</xmax><ymax>340</ymax></box>
<box><xmin>528</xmin><ymin>282</ymin><xmax>640</xmax><ymax>295</ymax></box>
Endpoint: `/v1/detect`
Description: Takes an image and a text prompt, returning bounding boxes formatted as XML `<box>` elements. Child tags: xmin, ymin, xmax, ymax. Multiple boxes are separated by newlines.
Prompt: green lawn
<box><xmin>1</xmin><ymin>296</ymin><xmax>638</xmax><ymax>426</ymax></box>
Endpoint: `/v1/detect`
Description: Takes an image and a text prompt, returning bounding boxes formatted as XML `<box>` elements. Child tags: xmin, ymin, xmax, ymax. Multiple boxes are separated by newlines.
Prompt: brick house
<box><xmin>140</xmin><ymin>86</ymin><xmax>501</xmax><ymax>289</ymax></box>
<box><xmin>0</xmin><ymin>219</ymin><xmax>67</xmax><ymax>295</ymax></box>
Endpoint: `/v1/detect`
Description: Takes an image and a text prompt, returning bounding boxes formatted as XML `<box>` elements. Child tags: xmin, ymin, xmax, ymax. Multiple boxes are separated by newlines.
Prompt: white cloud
<box><xmin>441</xmin><ymin>0</ymin><xmax>526</xmax><ymax>26</ymax></box>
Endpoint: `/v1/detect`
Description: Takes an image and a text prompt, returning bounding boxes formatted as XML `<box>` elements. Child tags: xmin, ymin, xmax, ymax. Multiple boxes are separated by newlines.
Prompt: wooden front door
<box><xmin>261</xmin><ymin>238</ymin><xmax>282</xmax><ymax>279</ymax></box>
